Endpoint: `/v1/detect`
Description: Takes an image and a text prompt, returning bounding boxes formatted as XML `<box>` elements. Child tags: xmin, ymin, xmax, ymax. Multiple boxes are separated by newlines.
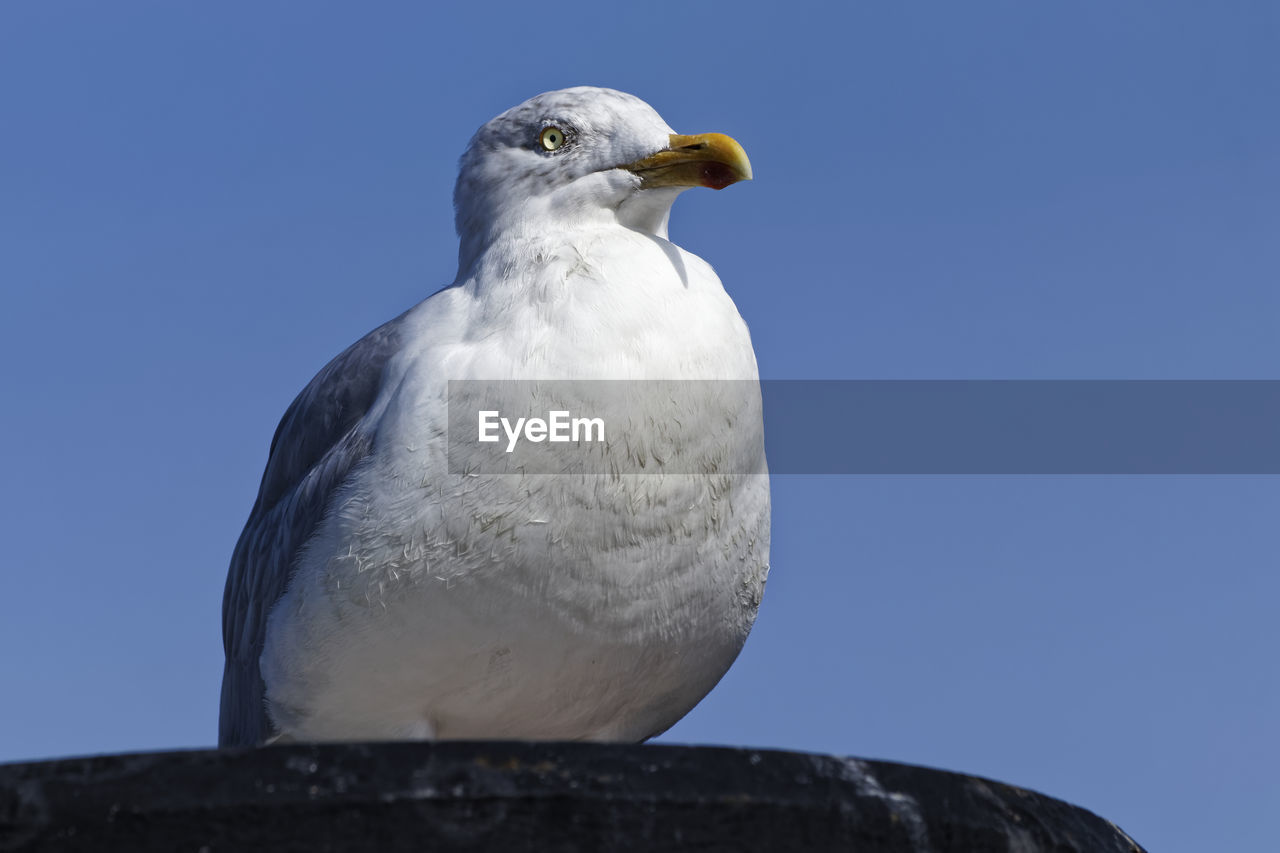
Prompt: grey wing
<box><xmin>219</xmin><ymin>316</ymin><xmax>405</xmax><ymax>747</ymax></box>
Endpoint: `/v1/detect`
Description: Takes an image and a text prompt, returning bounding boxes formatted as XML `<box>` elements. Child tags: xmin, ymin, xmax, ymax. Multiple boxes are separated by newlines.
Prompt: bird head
<box><xmin>453</xmin><ymin>87</ymin><xmax>751</xmax><ymax>273</ymax></box>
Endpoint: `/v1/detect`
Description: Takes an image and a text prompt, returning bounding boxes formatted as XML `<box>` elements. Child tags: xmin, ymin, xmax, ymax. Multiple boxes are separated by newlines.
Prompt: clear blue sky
<box><xmin>1</xmin><ymin>3</ymin><xmax>1276</xmax><ymax>851</ymax></box>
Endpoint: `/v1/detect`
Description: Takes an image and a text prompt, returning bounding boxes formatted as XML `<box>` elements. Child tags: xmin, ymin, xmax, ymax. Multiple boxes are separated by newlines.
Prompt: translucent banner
<box><xmin>446</xmin><ymin>380</ymin><xmax>1280</xmax><ymax>474</ymax></box>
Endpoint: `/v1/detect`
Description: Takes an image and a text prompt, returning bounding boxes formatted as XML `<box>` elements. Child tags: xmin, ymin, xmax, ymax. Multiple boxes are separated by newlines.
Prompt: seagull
<box><xmin>219</xmin><ymin>87</ymin><xmax>770</xmax><ymax>747</ymax></box>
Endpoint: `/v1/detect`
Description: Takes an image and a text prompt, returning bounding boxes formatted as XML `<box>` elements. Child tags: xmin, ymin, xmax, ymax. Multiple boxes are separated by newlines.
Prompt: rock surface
<box><xmin>0</xmin><ymin>741</ymin><xmax>1145</xmax><ymax>852</ymax></box>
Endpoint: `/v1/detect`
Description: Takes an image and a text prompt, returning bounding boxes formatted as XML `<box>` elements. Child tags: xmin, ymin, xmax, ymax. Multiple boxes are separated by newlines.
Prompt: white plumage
<box><xmin>220</xmin><ymin>87</ymin><xmax>769</xmax><ymax>746</ymax></box>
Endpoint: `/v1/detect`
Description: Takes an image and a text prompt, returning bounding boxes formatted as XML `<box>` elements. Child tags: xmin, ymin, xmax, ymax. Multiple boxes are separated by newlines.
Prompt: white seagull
<box><xmin>219</xmin><ymin>87</ymin><xmax>770</xmax><ymax>747</ymax></box>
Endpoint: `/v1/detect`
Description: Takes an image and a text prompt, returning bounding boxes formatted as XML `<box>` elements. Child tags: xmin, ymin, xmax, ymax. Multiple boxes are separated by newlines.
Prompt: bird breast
<box><xmin>259</xmin><ymin>226</ymin><xmax>770</xmax><ymax>741</ymax></box>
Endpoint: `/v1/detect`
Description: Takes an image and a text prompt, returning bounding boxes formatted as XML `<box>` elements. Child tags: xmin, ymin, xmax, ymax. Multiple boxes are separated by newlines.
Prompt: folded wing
<box><xmin>219</xmin><ymin>317</ymin><xmax>405</xmax><ymax>746</ymax></box>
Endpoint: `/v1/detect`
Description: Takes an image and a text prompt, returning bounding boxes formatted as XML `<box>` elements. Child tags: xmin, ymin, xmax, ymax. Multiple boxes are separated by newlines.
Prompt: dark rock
<box><xmin>0</xmin><ymin>741</ymin><xmax>1145</xmax><ymax>852</ymax></box>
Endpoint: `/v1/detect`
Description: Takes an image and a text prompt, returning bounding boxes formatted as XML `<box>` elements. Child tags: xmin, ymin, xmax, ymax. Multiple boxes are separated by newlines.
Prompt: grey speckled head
<box><xmin>453</xmin><ymin>87</ymin><xmax>679</xmax><ymax>270</ymax></box>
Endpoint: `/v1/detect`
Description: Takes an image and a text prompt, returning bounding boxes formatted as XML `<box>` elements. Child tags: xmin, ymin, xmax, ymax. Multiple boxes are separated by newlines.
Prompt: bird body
<box><xmin>221</xmin><ymin>87</ymin><xmax>769</xmax><ymax>746</ymax></box>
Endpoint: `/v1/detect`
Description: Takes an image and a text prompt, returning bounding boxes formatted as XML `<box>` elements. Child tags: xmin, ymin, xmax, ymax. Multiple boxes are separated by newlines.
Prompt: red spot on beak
<box><xmin>700</xmin><ymin>162</ymin><xmax>737</xmax><ymax>190</ymax></box>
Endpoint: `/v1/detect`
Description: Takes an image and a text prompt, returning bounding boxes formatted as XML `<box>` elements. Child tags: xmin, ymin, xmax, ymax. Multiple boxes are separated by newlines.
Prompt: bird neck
<box><xmin>458</xmin><ymin>186</ymin><xmax>686</xmax><ymax>277</ymax></box>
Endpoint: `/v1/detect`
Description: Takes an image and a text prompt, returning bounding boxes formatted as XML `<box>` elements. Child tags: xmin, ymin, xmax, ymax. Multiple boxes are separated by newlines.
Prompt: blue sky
<box><xmin>1</xmin><ymin>3</ymin><xmax>1276</xmax><ymax>851</ymax></box>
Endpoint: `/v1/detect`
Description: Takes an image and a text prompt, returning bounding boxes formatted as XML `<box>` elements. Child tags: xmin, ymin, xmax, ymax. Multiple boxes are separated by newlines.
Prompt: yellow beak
<box><xmin>624</xmin><ymin>133</ymin><xmax>753</xmax><ymax>190</ymax></box>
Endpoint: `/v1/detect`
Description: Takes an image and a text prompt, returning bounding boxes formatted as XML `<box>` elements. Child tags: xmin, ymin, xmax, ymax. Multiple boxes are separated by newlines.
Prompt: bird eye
<box><xmin>539</xmin><ymin>126</ymin><xmax>566</xmax><ymax>152</ymax></box>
